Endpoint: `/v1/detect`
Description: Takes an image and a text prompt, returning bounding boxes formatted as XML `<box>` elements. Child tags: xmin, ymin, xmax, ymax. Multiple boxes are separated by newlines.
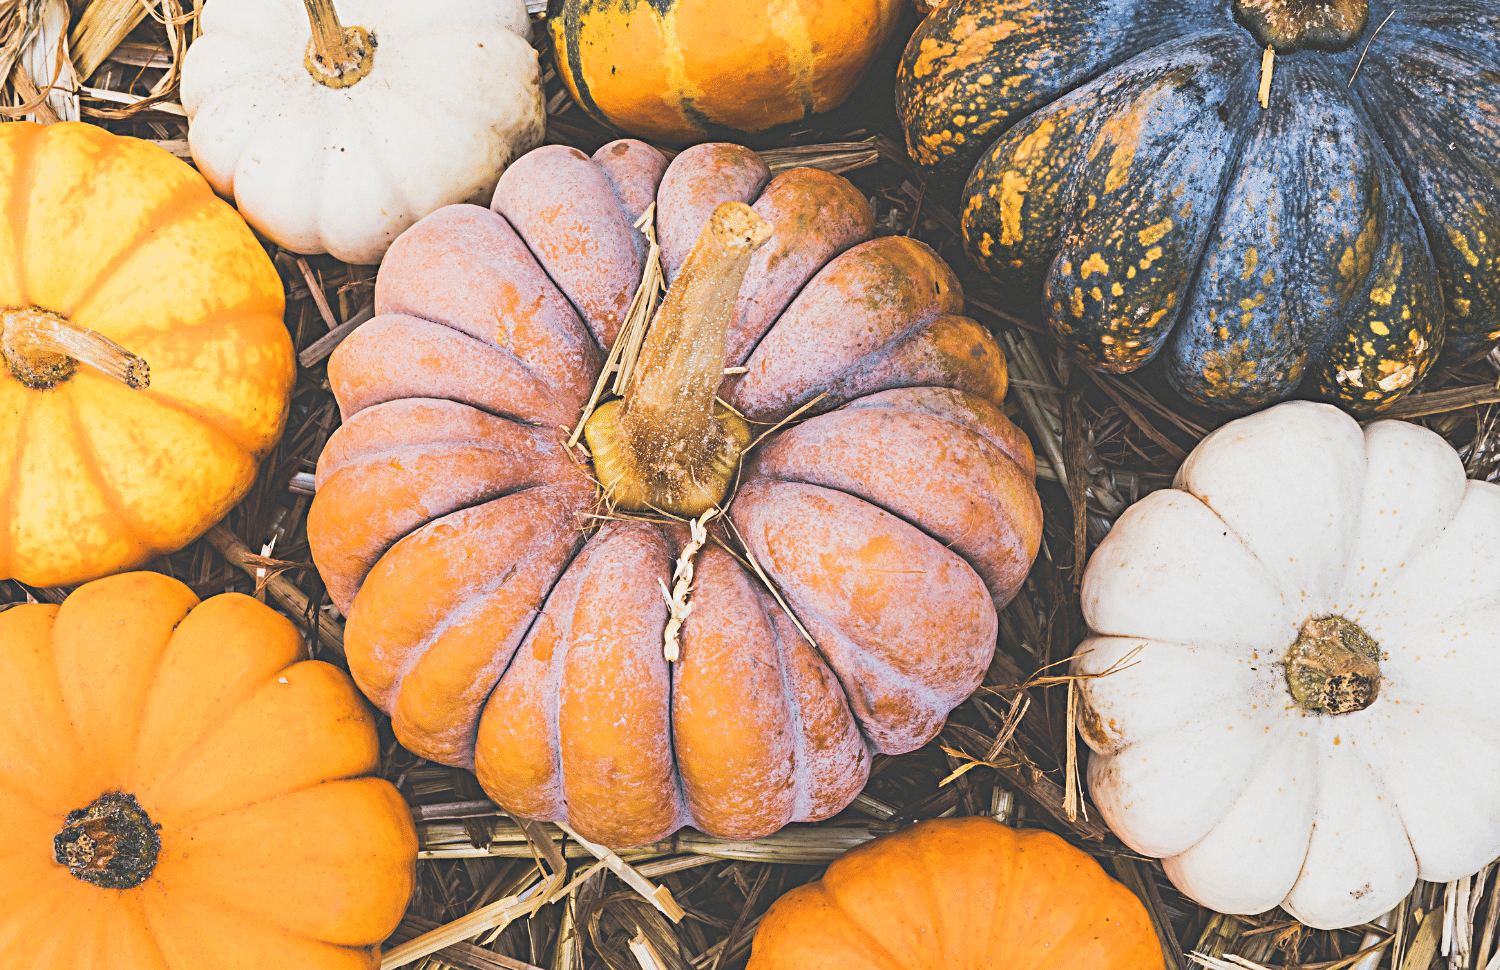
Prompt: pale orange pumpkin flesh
<box><xmin>0</xmin><ymin>121</ymin><xmax>294</xmax><ymax>589</ymax></box>
<box><xmin>0</xmin><ymin>572</ymin><xmax>416</xmax><ymax>969</ymax></box>
<box><xmin>309</xmin><ymin>141</ymin><xmax>1044</xmax><ymax>848</ymax></box>
<box><xmin>746</xmin><ymin>817</ymin><xmax>1168</xmax><ymax>970</ymax></box>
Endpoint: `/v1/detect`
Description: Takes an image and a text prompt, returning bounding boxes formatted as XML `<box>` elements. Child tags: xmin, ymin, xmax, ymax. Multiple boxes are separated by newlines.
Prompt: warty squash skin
<box><xmin>1073</xmin><ymin>401</ymin><xmax>1500</xmax><ymax>929</ymax></box>
<box><xmin>0</xmin><ymin>121</ymin><xmax>294</xmax><ymax>589</ymax></box>
<box><xmin>896</xmin><ymin>0</ymin><xmax>1500</xmax><ymax>414</ymax></box>
<box><xmin>308</xmin><ymin>140</ymin><xmax>1043</xmax><ymax>848</ymax></box>
<box><xmin>547</xmin><ymin>0</ymin><xmax>906</xmax><ymax>142</ymax></box>
<box><xmin>745</xmin><ymin>817</ymin><xmax>1167</xmax><ymax>970</ymax></box>
<box><xmin>0</xmin><ymin>571</ymin><xmax>417</xmax><ymax>969</ymax></box>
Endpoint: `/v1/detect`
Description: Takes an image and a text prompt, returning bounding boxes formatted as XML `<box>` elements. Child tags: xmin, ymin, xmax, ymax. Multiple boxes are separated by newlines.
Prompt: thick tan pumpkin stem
<box><xmin>54</xmin><ymin>792</ymin><xmax>161</xmax><ymax>890</ymax></box>
<box><xmin>1</xmin><ymin>306</ymin><xmax>149</xmax><ymax>390</ymax></box>
<box><xmin>302</xmin><ymin>0</ymin><xmax>375</xmax><ymax>89</ymax></box>
<box><xmin>1284</xmin><ymin>615</ymin><xmax>1382</xmax><ymax>715</ymax></box>
<box><xmin>1234</xmin><ymin>0</ymin><xmax>1368</xmax><ymax>52</ymax></box>
<box><xmin>584</xmin><ymin>202</ymin><xmax>771</xmax><ymax>516</ymax></box>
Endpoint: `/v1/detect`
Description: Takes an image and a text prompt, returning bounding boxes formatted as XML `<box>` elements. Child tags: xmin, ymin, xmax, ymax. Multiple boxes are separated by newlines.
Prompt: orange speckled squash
<box><xmin>308</xmin><ymin>140</ymin><xmax>1043</xmax><ymax>848</ymax></box>
<box><xmin>747</xmin><ymin>817</ymin><xmax>1167</xmax><ymax>970</ymax></box>
<box><xmin>547</xmin><ymin>0</ymin><xmax>907</xmax><ymax>142</ymax></box>
<box><xmin>0</xmin><ymin>571</ymin><xmax>417</xmax><ymax>969</ymax></box>
<box><xmin>0</xmin><ymin>122</ymin><xmax>294</xmax><ymax>589</ymax></box>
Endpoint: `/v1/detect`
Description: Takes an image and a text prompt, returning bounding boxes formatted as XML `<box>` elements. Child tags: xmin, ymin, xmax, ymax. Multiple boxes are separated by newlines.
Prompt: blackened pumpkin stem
<box><xmin>584</xmin><ymin>202</ymin><xmax>771</xmax><ymax>517</ymax></box>
<box><xmin>55</xmin><ymin>792</ymin><xmax>162</xmax><ymax>890</ymax></box>
<box><xmin>1284</xmin><ymin>615</ymin><xmax>1382</xmax><ymax>715</ymax></box>
<box><xmin>302</xmin><ymin>0</ymin><xmax>375</xmax><ymax>89</ymax></box>
<box><xmin>1234</xmin><ymin>0</ymin><xmax>1368</xmax><ymax>53</ymax></box>
<box><xmin>1</xmin><ymin>306</ymin><xmax>149</xmax><ymax>390</ymax></box>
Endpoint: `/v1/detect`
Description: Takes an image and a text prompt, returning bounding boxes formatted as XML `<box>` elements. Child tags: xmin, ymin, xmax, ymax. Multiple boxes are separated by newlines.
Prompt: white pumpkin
<box><xmin>181</xmin><ymin>0</ymin><xmax>544</xmax><ymax>264</ymax></box>
<box><xmin>1073</xmin><ymin>401</ymin><xmax>1500</xmax><ymax>930</ymax></box>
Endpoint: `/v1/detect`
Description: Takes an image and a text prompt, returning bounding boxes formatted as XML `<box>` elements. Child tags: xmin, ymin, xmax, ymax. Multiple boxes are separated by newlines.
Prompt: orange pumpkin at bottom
<box><xmin>747</xmin><ymin>817</ymin><xmax>1166</xmax><ymax>970</ymax></box>
<box><xmin>0</xmin><ymin>572</ymin><xmax>416</xmax><ymax>969</ymax></box>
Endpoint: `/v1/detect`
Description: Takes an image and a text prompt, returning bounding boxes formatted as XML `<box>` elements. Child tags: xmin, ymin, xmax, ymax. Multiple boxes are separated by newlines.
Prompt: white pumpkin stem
<box><xmin>583</xmin><ymin>202</ymin><xmax>771</xmax><ymax>516</ymax></box>
<box><xmin>302</xmin><ymin>0</ymin><xmax>375</xmax><ymax>89</ymax></box>
<box><xmin>1</xmin><ymin>306</ymin><xmax>149</xmax><ymax>390</ymax></box>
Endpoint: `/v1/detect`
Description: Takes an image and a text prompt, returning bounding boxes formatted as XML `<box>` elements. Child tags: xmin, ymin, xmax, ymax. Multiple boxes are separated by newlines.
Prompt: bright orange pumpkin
<box><xmin>747</xmin><ymin>817</ymin><xmax>1167</xmax><ymax>970</ymax></box>
<box><xmin>0</xmin><ymin>571</ymin><xmax>416</xmax><ymax>968</ymax></box>
<box><xmin>547</xmin><ymin>0</ymin><xmax>907</xmax><ymax>141</ymax></box>
<box><xmin>0</xmin><ymin>121</ymin><xmax>294</xmax><ymax>589</ymax></box>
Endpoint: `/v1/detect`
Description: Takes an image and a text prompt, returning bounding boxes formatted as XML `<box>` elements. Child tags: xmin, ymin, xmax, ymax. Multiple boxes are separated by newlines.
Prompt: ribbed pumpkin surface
<box><xmin>548</xmin><ymin>0</ymin><xmax>905</xmax><ymax>141</ymax></box>
<box><xmin>0</xmin><ymin>122</ymin><xmax>293</xmax><ymax>587</ymax></box>
<box><xmin>747</xmin><ymin>817</ymin><xmax>1167</xmax><ymax>970</ymax></box>
<box><xmin>0</xmin><ymin>572</ymin><xmax>416</xmax><ymax>969</ymax></box>
<box><xmin>897</xmin><ymin>0</ymin><xmax>1500</xmax><ymax>413</ymax></box>
<box><xmin>308</xmin><ymin>140</ymin><xmax>1043</xmax><ymax>848</ymax></box>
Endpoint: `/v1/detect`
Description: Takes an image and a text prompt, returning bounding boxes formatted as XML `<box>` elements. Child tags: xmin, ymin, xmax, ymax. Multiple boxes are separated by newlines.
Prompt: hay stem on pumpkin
<box><xmin>660</xmin><ymin>508</ymin><xmax>716</xmax><ymax>661</ymax></box>
<box><xmin>567</xmin><ymin>204</ymin><xmax>663</xmax><ymax>449</ymax></box>
<box><xmin>1257</xmin><ymin>45</ymin><xmax>1275</xmax><ymax>109</ymax></box>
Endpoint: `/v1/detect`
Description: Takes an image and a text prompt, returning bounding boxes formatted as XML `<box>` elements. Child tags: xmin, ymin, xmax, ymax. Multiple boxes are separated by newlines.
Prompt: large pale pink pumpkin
<box><xmin>308</xmin><ymin>140</ymin><xmax>1043</xmax><ymax>847</ymax></box>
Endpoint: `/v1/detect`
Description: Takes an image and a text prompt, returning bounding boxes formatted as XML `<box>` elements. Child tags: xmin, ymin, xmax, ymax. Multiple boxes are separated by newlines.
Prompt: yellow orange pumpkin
<box><xmin>747</xmin><ymin>817</ymin><xmax>1167</xmax><ymax>970</ymax></box>
<box><xmin>0</xmin><ymin>121</ymin><xmax>294</xmax><ymax>588</ymax></box>
<box><xmin>0</xmin><ymin>571</ymin><xmax>416</xmax><ymax>968</ymax></box>
<box><xmin>548</xmin><ymin>0</ymin><xmax>907</xmax><ymax>141</ymax></box>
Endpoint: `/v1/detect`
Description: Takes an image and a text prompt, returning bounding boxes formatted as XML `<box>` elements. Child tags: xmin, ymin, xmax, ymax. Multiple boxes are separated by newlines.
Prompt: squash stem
<box><xmin>54</xmin><ymin>792</ymin><xmax>161</xmax><ymax>890</ymax></box>
<box><xmin>1</xmin><ymin>306</ymin><xmax>149</xmax><ymax>390</ymax></box>
<box><xmin>583</xmin><ymin>202</ymin><xmax>771</xmax><ymax>516</ymax></box>
<box><xmin>302</xmin><ymin>0</ymin><xmax>375</xmax><ymax>89</ymax></box>
<box><xmin>1284</xmin><ymin>615</ymin><xmax>1382</xmax><ymax>715</ymax></box>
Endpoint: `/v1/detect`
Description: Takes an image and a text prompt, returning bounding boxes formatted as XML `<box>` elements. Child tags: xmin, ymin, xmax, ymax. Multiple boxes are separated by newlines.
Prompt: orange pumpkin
<box><xmin>547</xmin><ymin>0</ymin><xmax>907</xmax><ymax>142</ymax></box>
<box><xmin>0</xmin><ymin>571</ymin><xmax>416</xmax><ymax>968</ymax></box>
<box><xmin>747</xmin><ymin>817</ymin><xmax>1167</xmax><ymax>970</ymax></box>
<box><xmin>308</xmin><ymin>140</ymin><xmax>1043</xmax><ymax>848</ymax></box>
<box><xmin>0</xmin><ymin>121</ymin><xmax>294</xmax><ymax>589</ymax></box>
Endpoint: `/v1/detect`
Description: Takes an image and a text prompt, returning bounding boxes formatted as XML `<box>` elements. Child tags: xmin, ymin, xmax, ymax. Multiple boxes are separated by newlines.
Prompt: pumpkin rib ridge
<box><xmin>124</xmin><ymin>662</ymin><xmax>348</xmax><ymax>823</ymax></box>
<box><xmin>142</xmin><ymin>873</ymin><xmax>380</xmax><ymax>962</ymax></box>
<box><xmin>756</xmin><ymin>564</ymin><xmax>952</xmax><ymax>757</ymax></box>
<box><xmin>0</xmin><ymin>395</ymin><xmax>35</xmax><ymax>579</ymax></box>
<box><xmin>120</xmin><ymin>895</ymin><xmax>174</xmax><ymax>970</ymax></box>
<box><xmin>1118</xmin><ymin>50</ymin><xmax>1263</xmax><ymax>372</ymax></box>
<box><xmin>131</xmin><ymin>386</ymin><xmax>262</xmax><ymax>462</ymax></box>
<box><xmin>378</xmin><ymin>509</ymin><xmax>593</xmax><ymax>743</ymax></box>
<box><xmin>764</xmin><ymin>580</ymin><xmax>815</xmax><ymax>823</ymax></box>
<box><xmin>757</xmin><ymin>579</ymin><xmax>870</xmax><ymax>824</ymax></box>
<box><xmin>3</xmin><ymin>121</ymin><xmax>42</xmax><ymax>302</ymax></box>
<box><xmin>62</xmin><ymin>190</ymin><xmax>224</xmax><ymax>321</ymax></box>
<box><xmin>1332</xmin><ymin>728</ymin><xmax>1442</xmax><ymax>878</ymax></box>
<box><xmin>1347</xmin><ymin>67</ymin><xmax>1499</xmax><ymax>361</ymax></box>
<box><xmin>333</xmin><ymin>475</ymin><xmax>587</xmax><ymax>623</ymax></box>
<box><xmin>334</xmin><ymin>99</ymin><xmax>423</xmax><ymax>236</ymax></box>
<box><xmin>746</xmin><ymin>447</ymin><xmax>999</xmax><ymax>615</ymax></box>
<box><xmin>507</xmin><ymin>202</ymin><xmax>635</xmax><ymax>360</ymax></box>
<box><xmin>1176</xmin><ymin>483</ymin><xmax>1324</xmax><ymax>608</ymax></box>
<box><xmin>63</xmin><ymin>393</ymin><xmax>157</xmax><ymax>563</ymax></box>
<box><xmin>333</xmin><ymin>326</ymin><xmax>571</xmax><ymax>429</ymax></box>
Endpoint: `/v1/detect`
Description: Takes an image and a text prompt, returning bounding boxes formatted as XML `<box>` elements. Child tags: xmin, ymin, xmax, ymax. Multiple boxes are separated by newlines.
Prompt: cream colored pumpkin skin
<box><xmin>181</xmin><ymin>0</ymin><xmax>545</xmax><ymax>264</ymax></box>
<box><xmin>1073</xmin><ymin>400</ymin><xmax>1500</xmax><ymax>930</ymax></box>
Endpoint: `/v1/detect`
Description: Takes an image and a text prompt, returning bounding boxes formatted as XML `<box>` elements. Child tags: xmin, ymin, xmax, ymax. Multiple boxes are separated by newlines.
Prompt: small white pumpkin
<box><xmin>1073</xmin><ymin>401</ymin><xmax>1500</xmax><ymax>930</ymax></box>
<box><xmin>181</xmin><ymin>0</ymin><xmax>544</xmax><ymax>264</ymax></box>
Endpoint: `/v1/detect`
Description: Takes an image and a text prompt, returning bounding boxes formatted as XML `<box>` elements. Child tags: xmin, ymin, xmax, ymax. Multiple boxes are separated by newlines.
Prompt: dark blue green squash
<box><xmin>897</xmin><ymin>0</ymin><xmax>1500</xmax><ymax>412</ymax></box>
